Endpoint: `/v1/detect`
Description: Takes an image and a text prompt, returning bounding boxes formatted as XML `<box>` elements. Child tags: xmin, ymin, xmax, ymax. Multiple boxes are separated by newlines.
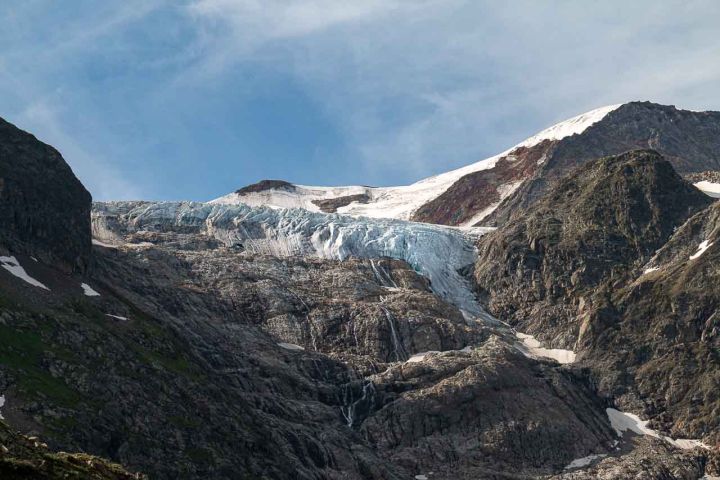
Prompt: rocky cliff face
<box><xmin>580</xmin><ymin>199</ymin><xmax>720</xmax><ymax>445</ymax></box>
<box><xmin>474</xmin><ymin>149</ymin><xmax>719</xmax><ymax>451</ymax></box>
<box><xmin>475</xmin><ymin>150</ymin><xmax>712</xmax><ymax>347</ymax></box>
<box><xmin>0</xmin><ymin>118</ymin><xmax>91</xmax><ymax>272</ymax></box>
<box><xmin>411</xmin><ymin>140</ymin><xmax>555</xmax><ymax>225</ymax></box>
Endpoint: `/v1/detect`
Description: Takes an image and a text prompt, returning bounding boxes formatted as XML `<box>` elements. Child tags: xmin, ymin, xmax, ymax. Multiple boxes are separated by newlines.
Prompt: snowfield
<box><xmin>690</xmin><ymin>239</ymin><xmax>714</xmax><ymax>260</ymax></box>
<box><xmin>211</xmin><ymin>105</ymin><xmax>622</xmax><ymax>221</ymax></box>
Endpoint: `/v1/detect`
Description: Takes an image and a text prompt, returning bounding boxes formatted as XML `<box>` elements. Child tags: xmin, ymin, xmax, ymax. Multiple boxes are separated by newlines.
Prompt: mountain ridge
<box><xmin>214</xmin><ymin>101</ymin><xmax>720</xmax><ymax>228</ymax></box>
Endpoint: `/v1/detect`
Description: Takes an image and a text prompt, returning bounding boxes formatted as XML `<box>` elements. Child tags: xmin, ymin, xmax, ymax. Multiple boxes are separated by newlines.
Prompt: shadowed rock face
<box><xmin>486</xmin><ymin>102</ymin><xmax>720</xmax><ymax>225</ymax></box>
<box><xmin>0</xmin><ymin>118</ymin><xmax>91</xmax><ymax>272</ymax></box>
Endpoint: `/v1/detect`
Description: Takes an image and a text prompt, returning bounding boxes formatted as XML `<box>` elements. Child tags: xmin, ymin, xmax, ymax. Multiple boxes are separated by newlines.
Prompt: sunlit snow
<box><xmin>690</xmin><ymin>240</ymin><xmax>713</xmax><ymax>260</ymax></box>
<box><xmin>0</xmin><ymin>256</ymin><xmax>49</xmax><ymax>290</ymax></box>
<box><xmin>515</xmin><ymin>332</ymin><xmax>576</xmax><ymax>364</ymax></box>
<box><xmin>277</xmin><ymin>342</ymin><xmax>305</xmax><ymax>351</ymax></box>
<box><xmin>695</xmin><ymin>181</ymin><xmax>720</xmax><ymax>198</ymax></box>
<box><xmin>606</xmin><ymin>408</ymin><xmax>710</xmax><ymax>450</ymax></box>
<box><xmin>105</xmin><ymin>314</ymin><xmax>128</xmax><ymax>321</ymax></box>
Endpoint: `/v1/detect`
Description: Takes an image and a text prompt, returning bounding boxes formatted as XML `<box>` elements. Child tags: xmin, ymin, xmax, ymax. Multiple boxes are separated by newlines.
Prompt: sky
<box><xmin>1</xmin><ymin>1</ymin><xmax>719</xmax><ymax>201</ymax></box>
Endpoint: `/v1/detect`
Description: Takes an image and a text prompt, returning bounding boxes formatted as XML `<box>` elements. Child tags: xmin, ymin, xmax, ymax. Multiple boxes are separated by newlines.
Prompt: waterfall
<box><xmin>381</xmin><ymin>306</ymin><xmax>407</xmax><ymax>362</ymax></box>
<box><xmin>340</xmin><ymin>380</ymin><xmax>376</xmax><ymax>427</ymax></box>
<box><xmin>370</xmin><ymin>259</ymin><xmax>398</xmax><ymax>288</ymax></box>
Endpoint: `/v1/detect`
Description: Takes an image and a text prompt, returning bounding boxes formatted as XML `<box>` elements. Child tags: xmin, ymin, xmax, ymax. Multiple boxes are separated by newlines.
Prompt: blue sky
<box><xmin>1</xmin><ymin>1</ymin><xmax>719</xmax><ymax>201</ymax></box>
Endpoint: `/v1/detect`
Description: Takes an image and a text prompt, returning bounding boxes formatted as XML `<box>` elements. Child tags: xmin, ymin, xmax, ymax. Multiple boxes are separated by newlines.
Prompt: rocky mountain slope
<box><xmin>0</xmin><ymin>420</ymin><xmax>143</xmax><ymax>480</ymax></box>
<box><xmin>1</xmin><ymin>111</ymin><xmax>719</xmax><ymax>479</ymax></box>
<box><xmin>474</xmin><ymin>150</ymin><xmax>713</xmax><ymax>346</ymax></box>
<box><xmin>474</xmin><ymin>149</ymin><xmax>720</xmax><ymax>454</ymax></box>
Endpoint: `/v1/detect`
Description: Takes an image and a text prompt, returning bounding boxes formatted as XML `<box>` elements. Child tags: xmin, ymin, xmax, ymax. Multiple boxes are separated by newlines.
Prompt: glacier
<box><xmin>93</xmin><ymin>201</ymin><xmax>496</xmax><ymax>321</ymax></box>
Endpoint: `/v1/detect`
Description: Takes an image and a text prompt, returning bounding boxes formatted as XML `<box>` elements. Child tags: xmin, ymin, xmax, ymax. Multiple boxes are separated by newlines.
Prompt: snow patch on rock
<box><xmin>81</xmin><ymin>283</ymin><xmax>100</xmax><ymax>297</ymax></box>
<box><xmin>0</xmin><ymin>256</ymin><xmax>49</xmax><ymax>290</ymax></box>
<box><xmin>278</xmin><ymin>342</ymin><xmax>305</xmax><ymax>351</ymax></box>
<box><xmin>105</xmin><ymin>314</ymin><xmax>128</xmax><ymax>321</ymax></box>
<box><xmin>459</xmin><ymin>180</ymin><xmax>525</xmax><ymax>227</ymax></box>
<box><xmin>515</xmin><ymin>332</ymin><xmax>576</xmax><ymax>364</ymax></box>
<box><xmin>606</xmin><ymin>408</ymin><xmax>710</xmax><ymax>450</ymax></box>
<box><xmin>92</xmin><ymin>238</ymin><xmax>117</xmax><ymax>248</ymax></box>
<box><xmin>690</xmin><ymin>240</ymin><xmax>713</xmax><ymax>260</ymax></box>
<box><xmin>564</xmin><ymin>453</ymin><xmax>607</xmax><ymax>470</ymax></box>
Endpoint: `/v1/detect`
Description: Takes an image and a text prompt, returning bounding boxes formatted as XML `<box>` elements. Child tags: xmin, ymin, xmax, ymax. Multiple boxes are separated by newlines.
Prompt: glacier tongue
<box><xmin>93</xmin><ymin>201</ymin><xmax>495</xmax><ymax>320</ymax></box>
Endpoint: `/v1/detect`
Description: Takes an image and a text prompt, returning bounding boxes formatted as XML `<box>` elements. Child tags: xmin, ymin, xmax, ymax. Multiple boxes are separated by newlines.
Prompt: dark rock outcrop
<box><xmin>235</xmin><ymin>179</ymin><xmax>296</xmax><ymax>195</ymax></box>
<box><xmin>486</xmin><ymin>102</ymin><xmax>720</xmax><ymax>225</ymax></box>
<box><xmin>578</xmin><ymin>200</ymin><xmax>720</xmax><ymax>444</ymax></box>
<box><xmin>0</xmin><ymin>117</ymin><xmax>91</xmax><ymax>272</ymax></box>
<box><xmin>412</xmin><ymin>141</ymin><xmax>555</xmax><ymax>225</ymax></box>
<box><xmin>312</xmin><ymin>194</ymin><xmax>370</xmax><ymax>213</ymax></box>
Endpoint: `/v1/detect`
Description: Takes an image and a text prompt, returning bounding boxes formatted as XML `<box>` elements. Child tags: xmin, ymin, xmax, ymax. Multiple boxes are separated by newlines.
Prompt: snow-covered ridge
<box><xmin>211</xmin><ymin>104</ymin><xmax>623</xmax><ymax>220</ymax></box>
<box><xmin>93</xmin><ymin>201</ymin><xmax>495</xmax><ymax>319</ymax></box>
